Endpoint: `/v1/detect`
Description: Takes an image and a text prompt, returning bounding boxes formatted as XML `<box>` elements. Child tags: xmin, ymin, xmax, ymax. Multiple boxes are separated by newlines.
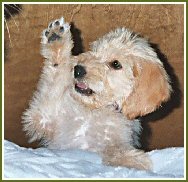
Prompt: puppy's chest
<box><xmin>50</xmin><ymin>93</ymin><xmax>128</xmax><ymax>151</ymax></box>
<box><xmin>58</xmin><ymin>113</ymin><xmax>126</xmax><ymax>152</ymax></box>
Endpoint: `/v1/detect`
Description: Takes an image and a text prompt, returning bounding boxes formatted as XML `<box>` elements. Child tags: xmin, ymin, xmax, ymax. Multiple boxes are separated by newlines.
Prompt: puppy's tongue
<box><xmin>76</xmin><ymin>82</ymin><xmax>87</xmax><ymax>89</ymax></box>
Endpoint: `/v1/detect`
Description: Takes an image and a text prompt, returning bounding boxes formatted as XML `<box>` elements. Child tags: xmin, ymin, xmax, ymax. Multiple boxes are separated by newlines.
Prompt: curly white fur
<box><xmin>22</xmin><ymin>17</ymin><xmax>171</xmax><ymax>170</ymax></box>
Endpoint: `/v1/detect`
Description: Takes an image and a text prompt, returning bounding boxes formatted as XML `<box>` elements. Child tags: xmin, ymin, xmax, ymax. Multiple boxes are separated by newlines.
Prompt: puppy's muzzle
<box><xmin>74</xmin><ymin>65</ymin><xmax>94</xmax><ymax>96</ymax></box>
<box><xmin>74</xmin><ymin>65</ymin><xmax>86</xmax><ymax>79</ymax></box>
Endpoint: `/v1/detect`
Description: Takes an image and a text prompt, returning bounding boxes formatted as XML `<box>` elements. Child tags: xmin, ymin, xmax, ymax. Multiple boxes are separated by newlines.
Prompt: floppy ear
<box><xmin>122</xmin><ymin>58</ymin><xmax>171</xmax><ymax>120</ymax></box>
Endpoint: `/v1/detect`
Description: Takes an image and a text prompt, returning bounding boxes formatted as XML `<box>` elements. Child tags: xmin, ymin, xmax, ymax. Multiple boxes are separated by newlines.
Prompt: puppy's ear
<box><xmin>122</xmin><ymin>58</ymin><xmax>171</xmax><ymax>120</ymax></box>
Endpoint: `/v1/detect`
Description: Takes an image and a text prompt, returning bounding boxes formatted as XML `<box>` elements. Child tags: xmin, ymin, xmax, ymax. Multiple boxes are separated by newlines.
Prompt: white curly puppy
<box><xmin>22</xmin><ymin>17</ymin><xmax>171</xmax><ymax>170</ymax></box>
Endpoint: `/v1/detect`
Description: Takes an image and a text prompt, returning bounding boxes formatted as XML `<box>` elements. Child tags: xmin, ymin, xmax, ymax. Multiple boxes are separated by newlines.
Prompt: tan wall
<box><xmin>4</xmin><ymin>4</ymin><xmax>184</xmax><ymax>150</ymax></box>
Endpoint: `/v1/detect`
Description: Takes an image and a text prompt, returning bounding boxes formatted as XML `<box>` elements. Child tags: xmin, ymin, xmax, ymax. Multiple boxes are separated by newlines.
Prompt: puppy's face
<box><xmin>72</xmin><ymin>52</ymin><xmax>135</xmax><ymax>109</ymax></box>
<box><xmin>71</xmin><ymin>28</ymin><xmax>171</xmax><ymax>119</ymax></box>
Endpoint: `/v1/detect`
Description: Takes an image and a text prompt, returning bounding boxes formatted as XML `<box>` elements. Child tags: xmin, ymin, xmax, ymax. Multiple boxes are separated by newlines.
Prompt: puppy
<box><xmin>22</xmin><ymin>17</ymin><xmax>171</xmax><ymax>170</ymax></box>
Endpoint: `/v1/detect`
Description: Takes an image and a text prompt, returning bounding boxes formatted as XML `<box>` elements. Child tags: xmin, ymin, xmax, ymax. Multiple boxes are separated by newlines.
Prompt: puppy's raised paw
<box><xmin>41</xmin><ymin>17</ymin><xmax>73</xmax><ymax>65</ymax></box>
<box><xmin>41</xmin><ymin>17</ymin><xmax>70</xmax><ymax>44</ymax></box>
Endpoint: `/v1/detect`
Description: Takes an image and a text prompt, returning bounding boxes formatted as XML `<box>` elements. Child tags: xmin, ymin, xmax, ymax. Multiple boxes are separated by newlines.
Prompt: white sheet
<box><xmin>3</xmin><ymin>140</ymin><xmax>184</xmax><ymax>179</ymax></box>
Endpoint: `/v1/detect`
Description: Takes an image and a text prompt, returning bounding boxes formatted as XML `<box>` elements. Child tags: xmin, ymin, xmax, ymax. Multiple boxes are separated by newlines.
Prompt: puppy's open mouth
<box><xmin>75</xmin><ymin>82</ymin><xmax>94</xmax><ymax>96</ymax></box>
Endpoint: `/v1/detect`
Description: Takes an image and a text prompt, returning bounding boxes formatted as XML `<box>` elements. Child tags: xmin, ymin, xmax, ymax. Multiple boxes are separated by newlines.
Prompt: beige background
<box><xmin>4</xmin><ymin>4</ymin><xmax>184</xmax><ymax>150</ymax></box>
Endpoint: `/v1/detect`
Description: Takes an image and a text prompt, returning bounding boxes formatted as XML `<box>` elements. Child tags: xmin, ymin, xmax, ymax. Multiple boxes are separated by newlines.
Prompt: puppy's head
<box><xmin>72</xmin><ymin>28</ymin><xmax>172</xmax><ymax>119</ymax></box>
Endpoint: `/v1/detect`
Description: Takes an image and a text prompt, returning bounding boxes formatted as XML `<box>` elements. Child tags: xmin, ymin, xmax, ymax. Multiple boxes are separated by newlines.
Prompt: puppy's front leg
<box><xmin>22</xmin><ymin>17</ymin><xmax>73</xmax><ymax>145</ymax></box>
<box><xmin>41</xmin><ymin>17</ymin><xmax>73</xmax><ymax>66</ymax></box>
<box><xmin>102</xmin><ymin>146</ymin><xmax>152</xmax><ymax>170</ymax></box>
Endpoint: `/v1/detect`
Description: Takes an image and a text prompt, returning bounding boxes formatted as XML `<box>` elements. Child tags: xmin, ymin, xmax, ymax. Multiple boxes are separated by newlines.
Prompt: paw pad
<box><xmin>41</xmin><ymin>17</ymin><xmax>70</xmax><ymax>44</ymax></box>
<box><xmin>55</xmin><ymin>21</ymin><xmax>60</xmax><ymax>26</ymax></box>
<box><xmin>48</xmin><ymin>32</ymin><xmax>61</xmax><ymax>43</ymax></box>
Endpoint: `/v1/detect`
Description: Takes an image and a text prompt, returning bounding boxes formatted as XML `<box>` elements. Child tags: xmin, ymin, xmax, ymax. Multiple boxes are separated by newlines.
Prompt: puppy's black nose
<box><xmin>74</xmin><ymin>65</ymin><xmax>86</xmax><ymax>79</ymax></box>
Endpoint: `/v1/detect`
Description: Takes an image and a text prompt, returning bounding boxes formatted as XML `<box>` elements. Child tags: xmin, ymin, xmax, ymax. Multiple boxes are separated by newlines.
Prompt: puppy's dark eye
<box><xmin>110</xmin><ymin>60</ymin><xmax>122</xmax><ymax>70</ymax></box>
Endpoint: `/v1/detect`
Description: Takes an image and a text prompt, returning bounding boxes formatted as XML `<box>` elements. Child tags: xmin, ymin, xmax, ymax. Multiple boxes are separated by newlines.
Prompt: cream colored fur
<box><xmin>22</xmin><ymin>17</ymin><xmax>171</xmax><ymax>170</ymax></box>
